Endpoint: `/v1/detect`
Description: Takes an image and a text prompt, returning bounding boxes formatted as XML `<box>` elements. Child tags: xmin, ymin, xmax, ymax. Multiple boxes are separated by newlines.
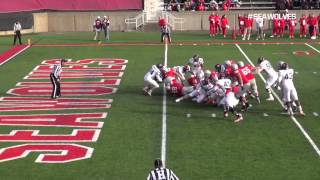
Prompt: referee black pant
<box><xmin>13</xmin><ymin>31</ymin><xmax>22</xmax><ymax>45</ymax></box>
<box><xmin>161</xmin><ymin>33</ymin><xmax>171</xmax><ymax>43</ymax></box>
<box><xmin>50</xmin><ymin>73</ymin><xmax>61</xmax><ymax>99</ymax></box>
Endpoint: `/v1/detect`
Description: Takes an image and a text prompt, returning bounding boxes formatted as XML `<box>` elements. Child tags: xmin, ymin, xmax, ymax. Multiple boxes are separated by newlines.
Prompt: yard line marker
<box><xmin>161</xmin><ymin>38</ymin><xmax>168</xmax><ymax>166</ymax></box>
<box><xmin>211</xmin><ymin>113</ymin><xmax>216</xmax><ymax>118</ymax></box>
<box><xmin>263</xmin><ymin>113</ymin><xmax>269</xmax><ymax>117</ymax></box>
<box><xmin>235</xmin><ymin>43</ymin><xmax>320</xmax><ymax>157</ymax></box>
<box><xmin>186</xmin><ymin>113</ymin><xmax>191</xmax><ymax>118</ymax></box>
<box><xmin>313</xmin><ymin>112</ymin><xmax>319</xmax><ymax>117</ymax></box>
<box><xmin>305</xmin><ymin>43</ymin><xmax>320</xmax><ymax>54</ymax></box>
<box><xmin>313</xmin><ymin>72</ymin><xmax>317</xmax><ymax>74</ymax></box>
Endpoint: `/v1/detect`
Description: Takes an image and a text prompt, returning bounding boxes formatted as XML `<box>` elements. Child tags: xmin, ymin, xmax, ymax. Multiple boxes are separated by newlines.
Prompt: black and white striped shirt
<box><xmin>52</xmin><ymin>64</ymin><xmax>62</xmax><ymax>79</ymax></box>
<box><xmin>146</xmin><ymin>167</ymin><xmax>179</xmax><ymax>180</ymax></box>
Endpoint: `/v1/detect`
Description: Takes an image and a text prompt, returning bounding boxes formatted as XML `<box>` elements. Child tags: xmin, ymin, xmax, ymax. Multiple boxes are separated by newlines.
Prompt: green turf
<box><xmin>0</xmin><ymin>32</ymin><xmax>320</xmax><ymax>180</ymax></box>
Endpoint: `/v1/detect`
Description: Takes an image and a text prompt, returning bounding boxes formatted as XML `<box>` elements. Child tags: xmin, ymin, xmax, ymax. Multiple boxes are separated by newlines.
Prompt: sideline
<box><xmin>0</xmin><ymin>45</ymin><xmax>30</xmax><ymax>66</ymax></box>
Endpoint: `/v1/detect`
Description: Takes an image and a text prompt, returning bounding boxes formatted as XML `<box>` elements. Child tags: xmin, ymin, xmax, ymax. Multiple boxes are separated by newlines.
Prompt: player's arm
<box><xmin>175</xmin><ymin>71</ymin><xmax>185</xmax><ymax>81</ymax></box>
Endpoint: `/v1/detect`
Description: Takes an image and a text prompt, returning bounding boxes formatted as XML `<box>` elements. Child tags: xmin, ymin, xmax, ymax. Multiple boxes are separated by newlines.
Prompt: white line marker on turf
<box><xmin>0</xmin><ymin>45</ymin><xmax>31</xmax><ymax>66</ymax></box>
<box><xmin>295</xmin><ymin>71</ymin><xmax>299</xmax><ymax>74</ymax></box>
<box><xmin>263</xmin><ymin>113</ymin><xmax>269</xmax><ymax>117</ymax></box>
<box><xmin>186</xmin><ymin>113</ymin><xmax>191</xmax><ymax>118</ymax></box>
<box><xmin>161</xmin><ymin>38</ymin><xmax>168</xmax><ymax>166</ymax></box>
<box><xmin>305</xmin><ymin>43</ymin><xmax>320</xmax><ymax>54</ymax></box>
<box><xmin>211</xmin><ymin>113</ymin><xmax>216</xmax><ymax>118</ymax></box>
<box><xmin>313</xmin><ymin>112</ymin><xmax>319</xmax><ymax>117</ymax></box>
<box><xmin>313</xmin><ymin>72</ymin><xmax>317</xmax><ymax>74</ymax></box>
<box><xmin>235</xmin><ymin>43</ymin><xmax>320</xmax><ymax>157</ymax></box>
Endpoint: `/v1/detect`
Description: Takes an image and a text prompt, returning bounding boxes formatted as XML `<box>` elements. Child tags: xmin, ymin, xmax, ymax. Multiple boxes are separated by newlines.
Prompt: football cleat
<box><xmin>266</xmin><ymin>96</ymin><xmax>274</xmax><ymax>101</ymax></box>
<box><xmin>234</xmin><ymin>114</ymin><xmax>243</xmax><ymax>123</ymax></box>
<box><xmin>299</xmin><ymin>111</ymin><xmax>306</xmax><ymax>116</ymax></box>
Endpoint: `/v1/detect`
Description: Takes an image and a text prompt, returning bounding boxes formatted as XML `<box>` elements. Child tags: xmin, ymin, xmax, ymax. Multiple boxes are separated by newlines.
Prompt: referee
<box><xmin>146</xmin><ymin>159</ymin><xmax>179</xmax><ymax>180</ymax></box>
<box><xmin>13</xmin><ymin>21</ymin><xmax>22</xmax><ymax>45</ymax></box>
<box><xmin>50</xmin><ymin>59</ymin><xmax>67</xmax><ymax>99</ymax></box>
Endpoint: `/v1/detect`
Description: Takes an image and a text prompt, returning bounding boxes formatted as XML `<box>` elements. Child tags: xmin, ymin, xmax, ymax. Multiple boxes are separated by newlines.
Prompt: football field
<box><xmin>0</xmin><ymin>32</ymin><xmax>320</xmax><ymax>179</ymax></box>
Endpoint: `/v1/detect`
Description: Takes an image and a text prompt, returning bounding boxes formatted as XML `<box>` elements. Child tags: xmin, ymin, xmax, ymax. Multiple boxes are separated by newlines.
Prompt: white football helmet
<box><xmin>231</xmin><ymin>63</ymin><xmax>238</xmax><ymax>70</ymax></box>
<box><xmin>204</xmin><ymin>70</ymin><xmax>211</xmax><ymax>78</ymax></box>
<box><xmin>238</xmin><ymin>61</ymin><xmax>245</xmax><ymax>67</ymax></box>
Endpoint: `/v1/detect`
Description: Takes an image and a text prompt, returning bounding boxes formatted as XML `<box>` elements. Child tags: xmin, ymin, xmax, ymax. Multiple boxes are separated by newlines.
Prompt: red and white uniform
<box><xmin>214</xmin><ymin>15</ymin><xmax>221</xmax><ymax>34</ymax></box>
<box><xmin>318</xmin><ymin>15</ymin><xmax>320</xmax><ymax>34</ymax></box>
<box><xmin>237</xmin><ymin>64</ymin><xmax>258</xmax><ymax>96</ymax></box>
<box><xmin>238</xmin><ymin>15</ymin><xmax>245</xmax><ymax>35</ymax></box>
<box><xmin>272</xmin><ymin>18</ymin><xmax>279</xmax><ymax>36</ymax></box>
<box><xmin>299</xmin><ymin>16</ymin><xmax>307</xmax><ymax>36</ymax></box>
<box><xmin>287</xmin><ymin>19</ymin><xmax>296</xmax><ymax>38</ymax></box>
<box><xmin>221</xmin><ymin>16</ymin><xmax>229</xmax><ymax>37</ymax></box>
<box><xmin>308</xmin><ymin>16</ymin><xmax>317</xmax><ymax>36</ymax></box>
<box><xmin>278</xmin><ymin>18</ymin><xmax>285</xmax><ymax>36</ymax></box>
<box><xmin>209</xmin><ymin>14</ymin><xmax>216</xmax><ymax>35</ymax></box>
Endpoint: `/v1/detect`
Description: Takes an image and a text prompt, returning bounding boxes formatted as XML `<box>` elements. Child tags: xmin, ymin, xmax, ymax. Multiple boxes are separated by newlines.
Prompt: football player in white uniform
<box><xmin>143</xmin><ymin>64</ymin><xmax>164</xmax><ymax>96</ymax></box>
<box><xmin>173</xmin><ymin>65</ymin><xmax>191</xmax><ymax>82</ymax></box>
<box><xmin>277</xmin><ymin>63</ymin><xmax>305</xmax><ymax>116</ymax></box>
<box><xmin>255</xmin><ymin>57</ymin><xmax>278</xmax><ymax>101</ymax></box>
<box><xmin>188</xmin><ymin>54</ymin><xmax>204</xmax><ymax>80</ymax></box>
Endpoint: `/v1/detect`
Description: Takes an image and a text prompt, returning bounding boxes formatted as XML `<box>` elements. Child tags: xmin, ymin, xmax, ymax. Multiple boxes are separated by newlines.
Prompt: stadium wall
<box><xmin>33</xmin><ymin>11</ymin><xmax>141</xmax><ymax>32</ymax></box>
<box><xmin>172</xmin><ymin>10</ymin><xmax>319</xmax><ymax>31</ymax></box>
<box><xmin>32</xmin><ymin>10</ymin><xmax>319</xmax><ymax>33</ymax></box>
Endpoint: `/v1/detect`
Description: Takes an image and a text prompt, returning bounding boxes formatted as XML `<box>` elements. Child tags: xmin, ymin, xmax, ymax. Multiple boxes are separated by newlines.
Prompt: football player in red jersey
<box><xmin>214</xmin><ymin>14</ymin><xmax>221</xmax><ymax>34</ymax></box>
<box><xmin>299</xmin><ymin>14</ymin><xmax>307</xmax><ymax>38</ymax></box>
<box><xmin>221</xmin><ymin>15</ymin><xmax>229</xmax><ymax>38</ymax></box>
<box><xmin>238</xmin><ymin>14</ymin><xmax>245</xmax><ymax>37</ymax></box>
<box><xmin>270</xmin><ymin>17</ymin><xmax>279</xmax><ymax>38</ymax></box>
<box><xmin>287</xmin><ymin>18</ymin><xmax>296</xmax><ymax>39</ymax></box>
<box><xmin>242</xmin><ymin>14</ymin><xmax>253</xmax><ymax>40</ymax></box>
<box><xmin>237</xmin><ymin>61</ymin><xmax>260</xmax><ymax>103</ymax></box>
<box><xmin>278</xmin><ymin>17</ymin><xmax>286</xmax><ymax>37</ymax></box>
<box><xmin>308</xmin><ymin>14</ymin><xmax>317</xmax><ymax>39</ymax></box>
<box><xmin>209</xmin><ymin>12</ymin><xmax>216</xmax><ymax>37</ymax></box>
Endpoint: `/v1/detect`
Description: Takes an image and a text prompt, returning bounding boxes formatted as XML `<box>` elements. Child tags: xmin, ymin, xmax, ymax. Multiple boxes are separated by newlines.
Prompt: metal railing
<box><xmin>161</xmin><ymin>11</ymin><xmax>185</xmax><ymax>31</ymax></box>
<box><xmin>125</xmin><ymin>12</ymin><xmax>145</xmax><ymax>30</ymax></box>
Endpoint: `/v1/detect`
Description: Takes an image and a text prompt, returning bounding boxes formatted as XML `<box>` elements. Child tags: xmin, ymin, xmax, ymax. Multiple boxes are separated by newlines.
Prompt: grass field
<box><xmin>0</xmin><ymin>32</ymin><xmax>320</xmax><ymax>180</ymax></box>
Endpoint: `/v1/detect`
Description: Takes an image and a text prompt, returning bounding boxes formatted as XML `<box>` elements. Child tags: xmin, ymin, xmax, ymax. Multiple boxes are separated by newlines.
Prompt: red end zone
<box><xmin>0</xmin><ymin>58</ymin><xmax>127</xmax><ymax>163</ymax></box>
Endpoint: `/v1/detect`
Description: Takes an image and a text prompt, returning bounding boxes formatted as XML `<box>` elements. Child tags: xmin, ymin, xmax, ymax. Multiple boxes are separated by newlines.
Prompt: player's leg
<box><xmin>291</xmin><ymin>88</ymin><xmax>305</xmax><ymax>116</ymax></box>
<box><xmin>50</xmin><ymin>74</ymin><xmax>57</xmax><ymax>99</ymax></box>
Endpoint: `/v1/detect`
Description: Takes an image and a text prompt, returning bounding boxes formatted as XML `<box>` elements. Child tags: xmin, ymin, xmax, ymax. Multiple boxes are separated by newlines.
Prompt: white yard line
<box><xmin>305</xmin><ymin>43</ymin><xmax>320</xmax><ymax>54</ymax></box>
<box><xmin>235</xmin><ymin>43</ymin><xmax>320</xmax><ymax>157</ymax></box>
<box><xmin>161</xmin><ymin>38</ymin><xmax>168</xmax><ymax>166</ymax></box>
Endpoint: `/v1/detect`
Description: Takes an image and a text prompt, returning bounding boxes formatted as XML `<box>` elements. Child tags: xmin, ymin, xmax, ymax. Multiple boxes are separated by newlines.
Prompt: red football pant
<box><xmin>239</xmin><ymin>25</ymin><xmax>244</xmax><ymax>35</ymax></box>
<box><xmin>289</xmin><ymin>26</ymin><xmax>294</xmax><ymax>37</ymax></box>
<box><xmin>300</xmin><ymin>26</ymin><xmax>306</xmax><ymax>36</ymax></box>
<box><xmin>215</xmin><ymin>24</ymin><xmax>221</xmax><ymax>33</ymax></box>
<box><xmin>222</xmin><ymin>27</ymin><xmax>227</xmax><ymax>37</ymax></box>
<box><xmin>272</xmin><ymin>27</ymin><xmax>278</xmax><ymax>35</ymax></box>
<box><xmin>210</xmin><ymin>24</ymin><xmax>215</xmax><ymax>35</ymax></box>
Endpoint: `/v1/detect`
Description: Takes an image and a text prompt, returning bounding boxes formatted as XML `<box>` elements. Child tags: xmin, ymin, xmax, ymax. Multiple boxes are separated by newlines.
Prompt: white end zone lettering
<box><xmin>0</xmin><ymin>129</ymin><xmax>100</xmax><ymax>142</ymax></box>
<box><xmin>0</xmin><ymin>113</ymin><xmax>106</xmax><ymax>128</ymax></box>
<box><xmin>0</xmin><ymin>144</ymin><xmax>93</xmax><ymax>163</ymax></box>
<box><xmin>16</xmin><ymin>79</ymin><xmax>121</xmax><ymax>87</ymax></box>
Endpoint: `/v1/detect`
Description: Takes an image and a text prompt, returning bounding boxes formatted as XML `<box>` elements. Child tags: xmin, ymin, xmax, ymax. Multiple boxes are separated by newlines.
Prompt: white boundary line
<box><xmin>161</xmin><ymin>38</ymin><xmax>168</xmax><ymax>166</ymax></box>
<box><xmin>235</xmin><ymin>43</ymin><xmax>320</xmax><ymax>157</ymax></box>
<box><xmin>305</xmin><ymin>43</ymin><xmax>320</xmax><ymax>54</ymax></box>
<box><xmin>0</xmin><ymin>45</ymin><xmax>30</xmax><ymax>66</ymax></box>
